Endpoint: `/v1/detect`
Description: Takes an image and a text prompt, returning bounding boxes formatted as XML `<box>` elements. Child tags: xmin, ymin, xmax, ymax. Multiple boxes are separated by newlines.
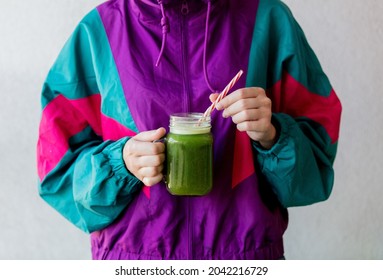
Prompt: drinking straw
<box><xmin>203</xmin><ymin>69</ymin><xmax>244</xmax><ymax>117</ymax></box>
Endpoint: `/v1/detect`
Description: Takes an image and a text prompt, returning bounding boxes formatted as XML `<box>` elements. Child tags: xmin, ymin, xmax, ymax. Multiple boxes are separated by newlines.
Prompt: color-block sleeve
<box><xmin>249</xmin><ymin>1</ymin><xmax>342</xmax><ymax>207</ymax></box>
<box><xmin>37</xmin><ymin>10</ymin><xmax>142</xmax><ymax>233</ymax></box>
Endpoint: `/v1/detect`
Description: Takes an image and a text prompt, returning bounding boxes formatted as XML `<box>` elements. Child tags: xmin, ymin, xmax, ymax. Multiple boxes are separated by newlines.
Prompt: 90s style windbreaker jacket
<box><xmin>37</xmin><ymin>0</ymin><xmax>342</xmax><ymax>259</ymax></box>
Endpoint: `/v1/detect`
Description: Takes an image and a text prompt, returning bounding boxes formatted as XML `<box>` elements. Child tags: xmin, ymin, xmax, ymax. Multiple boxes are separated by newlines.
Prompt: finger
<box><xmin>139</xmin><ymin>165</ymin><xmax>164</xmax><ymax>178</ymax></box>
<box><xmin>142</xmin><ymin>173</ymin><xmax>164</xmax><ymax>187</ymax></box>
<box><xmin>230</xmin><ymin>109</ymin><xmax>259</xmax><ymax>124</ymax></box>
<box><xmin>236</xmin><ymin>118</ymin><xmax>270</xmax><ymax>133</ymax></box>
<box><xmin>222</xmin><ymin>93</ymin><xmax>271</xmax><ymax>119</ymax></box>
<box><xmin>209</xmin><ymin>93</ymin><xmax>219</xmax><ymax>103</ymax></box>
<box><xmin>230</xmin><ymin>106</ymin><xmax>272</xmax><ymax>123</ymax></box>
<box><xmin>128</xmin><ymin>140</ymin><xmax>165</xmax><ymax>156</ymax></box>
<box><xmin>216</xmin><ymin>88</ymin><xmax>256</xmax><ymax>110</ymax></box>
<box><xmin>136</xmin><ymin>154</ymin><xmax>165</xmax><ymax>168</ymax></box>
<box><xmin>221</xmin><ymin>98</ymin><xmax>258</xmax><ymax>118</ymax></box>
<box><xmin>133</xmin><ymin>127</ymin><xmax>167</xmax><ymax>142</ymax></box>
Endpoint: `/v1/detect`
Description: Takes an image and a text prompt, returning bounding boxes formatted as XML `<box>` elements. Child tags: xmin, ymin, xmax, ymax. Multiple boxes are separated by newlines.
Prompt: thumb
<box><xmin>133</xmin><ymin>127</ymin><xmax>166</xmax><ymax>142</ymax></box>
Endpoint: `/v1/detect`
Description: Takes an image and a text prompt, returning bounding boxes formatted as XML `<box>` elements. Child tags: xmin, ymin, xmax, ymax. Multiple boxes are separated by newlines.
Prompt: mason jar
<box><xmin>165</xmin><ymin>113</ymin><xmax>213</xmax><ymax>196</ymax></box>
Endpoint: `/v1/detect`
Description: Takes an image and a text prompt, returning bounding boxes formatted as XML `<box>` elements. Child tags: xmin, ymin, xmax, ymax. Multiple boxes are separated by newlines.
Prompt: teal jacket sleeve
<box><xmin>37</xmin><ymin>10</ymin><xmax>142</xmax><ymax>233</ymax></box>
<box><xmin>248</xmin><ymin>1</ymin><xmax>342</xmax><ymax>207</ymax></box>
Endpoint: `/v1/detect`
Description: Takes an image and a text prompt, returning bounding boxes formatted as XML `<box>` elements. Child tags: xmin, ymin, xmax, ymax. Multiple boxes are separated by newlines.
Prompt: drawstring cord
<box><xmin>203</xmin><ymin>0</ymin><xmax>217</xmax><ymax>92</ymax></box>
<box><xmin>155</xmin><ymin>0</ymin><xmax>170</xmax><ymax>67</ymax></box>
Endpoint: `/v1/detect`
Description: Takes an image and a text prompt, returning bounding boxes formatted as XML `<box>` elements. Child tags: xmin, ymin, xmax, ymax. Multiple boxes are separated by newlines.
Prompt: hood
<box><xmin>139</xmin><ymin>0</ymin><xmax>223</xmax><ymax>92</ymax></box>
<box><xmin>142</xmin><ymin>0</ymin><xmax>217</xmax><ymax>5</ymax></box>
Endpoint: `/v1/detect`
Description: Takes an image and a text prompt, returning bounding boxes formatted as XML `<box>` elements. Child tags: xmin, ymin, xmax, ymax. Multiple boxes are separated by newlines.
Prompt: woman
<box><xmin>37</xmin><ymin>0</ymin><xmax>342</xmax><ymax>259</ymax></box>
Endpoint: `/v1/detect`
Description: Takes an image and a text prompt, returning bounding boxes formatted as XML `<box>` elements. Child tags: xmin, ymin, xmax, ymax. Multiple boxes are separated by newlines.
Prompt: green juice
<box><xmin>165</xmin><ymin>113</ymin><xmax>213</xmax><ymax>196</ymax></box>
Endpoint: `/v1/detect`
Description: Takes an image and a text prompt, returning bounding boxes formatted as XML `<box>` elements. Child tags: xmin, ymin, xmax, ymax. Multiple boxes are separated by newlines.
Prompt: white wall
<box><xmin>0</xmin><ymin>0</ymin><xmax>100</xmax><ymax>260</ymax></box>
<box><xmin>0</xmin><ymin>0</ymin><xmax>382</xmax><ymax>260</ymax></box>
<box><xmin>282</xmin><ymin>0</ymin><xmax>383</xmax><ymax>259</ymax></box>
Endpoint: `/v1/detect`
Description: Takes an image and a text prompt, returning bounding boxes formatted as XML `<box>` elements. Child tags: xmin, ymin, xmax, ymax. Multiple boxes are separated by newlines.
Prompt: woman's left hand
<box><xmin>212</xmin><ymin>87</ymin><xmax>277</xmax><ymax>149</ymax></box>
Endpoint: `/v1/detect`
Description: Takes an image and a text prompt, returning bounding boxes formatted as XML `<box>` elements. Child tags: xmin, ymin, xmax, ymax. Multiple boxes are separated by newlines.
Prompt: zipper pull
<box><xmin>181</xmin><ymin>0</ymin><xmax>189</xmax><ymax>15</ymax></box>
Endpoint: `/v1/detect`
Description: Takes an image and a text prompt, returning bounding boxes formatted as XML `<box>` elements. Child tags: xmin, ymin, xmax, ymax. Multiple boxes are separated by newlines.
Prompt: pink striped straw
<box><xmin>203</xmin><ymin>69</ymin><xmax>244</xmax><ymax>117</ymax></box>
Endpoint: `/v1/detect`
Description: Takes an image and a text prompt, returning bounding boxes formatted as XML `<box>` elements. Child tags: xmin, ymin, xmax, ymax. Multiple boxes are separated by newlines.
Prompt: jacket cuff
<box><xmin>106</xmin><ymin>137</ymin><xmax>143</xmax><ymax>193</ymax></box>
<box><xmin>252</xmin><ymin>113</ymin><xmax>293</xmax><ymax>156</ymax></box>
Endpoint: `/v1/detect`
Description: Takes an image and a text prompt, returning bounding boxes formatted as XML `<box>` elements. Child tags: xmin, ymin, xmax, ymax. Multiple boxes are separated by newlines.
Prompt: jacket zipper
<box><xmin>180</xmin><ymin>0</ymin><xmax>193</xmax><ymax>259</ymax></box>
<box><xmin>180</xmin><ymin>0</ymin><xmax>191</xmax><ymax>113</ymax></box>
<box><xmin>181</xmin><ymin>0</ymin><xmax>189</xmax><ymax>15</ymax></box>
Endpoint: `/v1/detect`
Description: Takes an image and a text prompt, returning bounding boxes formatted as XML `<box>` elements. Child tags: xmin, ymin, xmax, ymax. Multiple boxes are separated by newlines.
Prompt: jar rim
<box><xmin>170</xmin><ymin>112</ymin><xmax>210</xmax><ymax>121</ymax></box>
<box><xmin>169</xmin><ymin>112</ymin><xmax>211</xmax><ymax>134</ymax></box>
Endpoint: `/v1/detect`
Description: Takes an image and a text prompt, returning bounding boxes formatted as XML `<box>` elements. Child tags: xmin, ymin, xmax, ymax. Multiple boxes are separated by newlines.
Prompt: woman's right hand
<box><xmin>123</xmin><ymin>127</ymin><xmax>166</xmax><ymax>186</ymax></box>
